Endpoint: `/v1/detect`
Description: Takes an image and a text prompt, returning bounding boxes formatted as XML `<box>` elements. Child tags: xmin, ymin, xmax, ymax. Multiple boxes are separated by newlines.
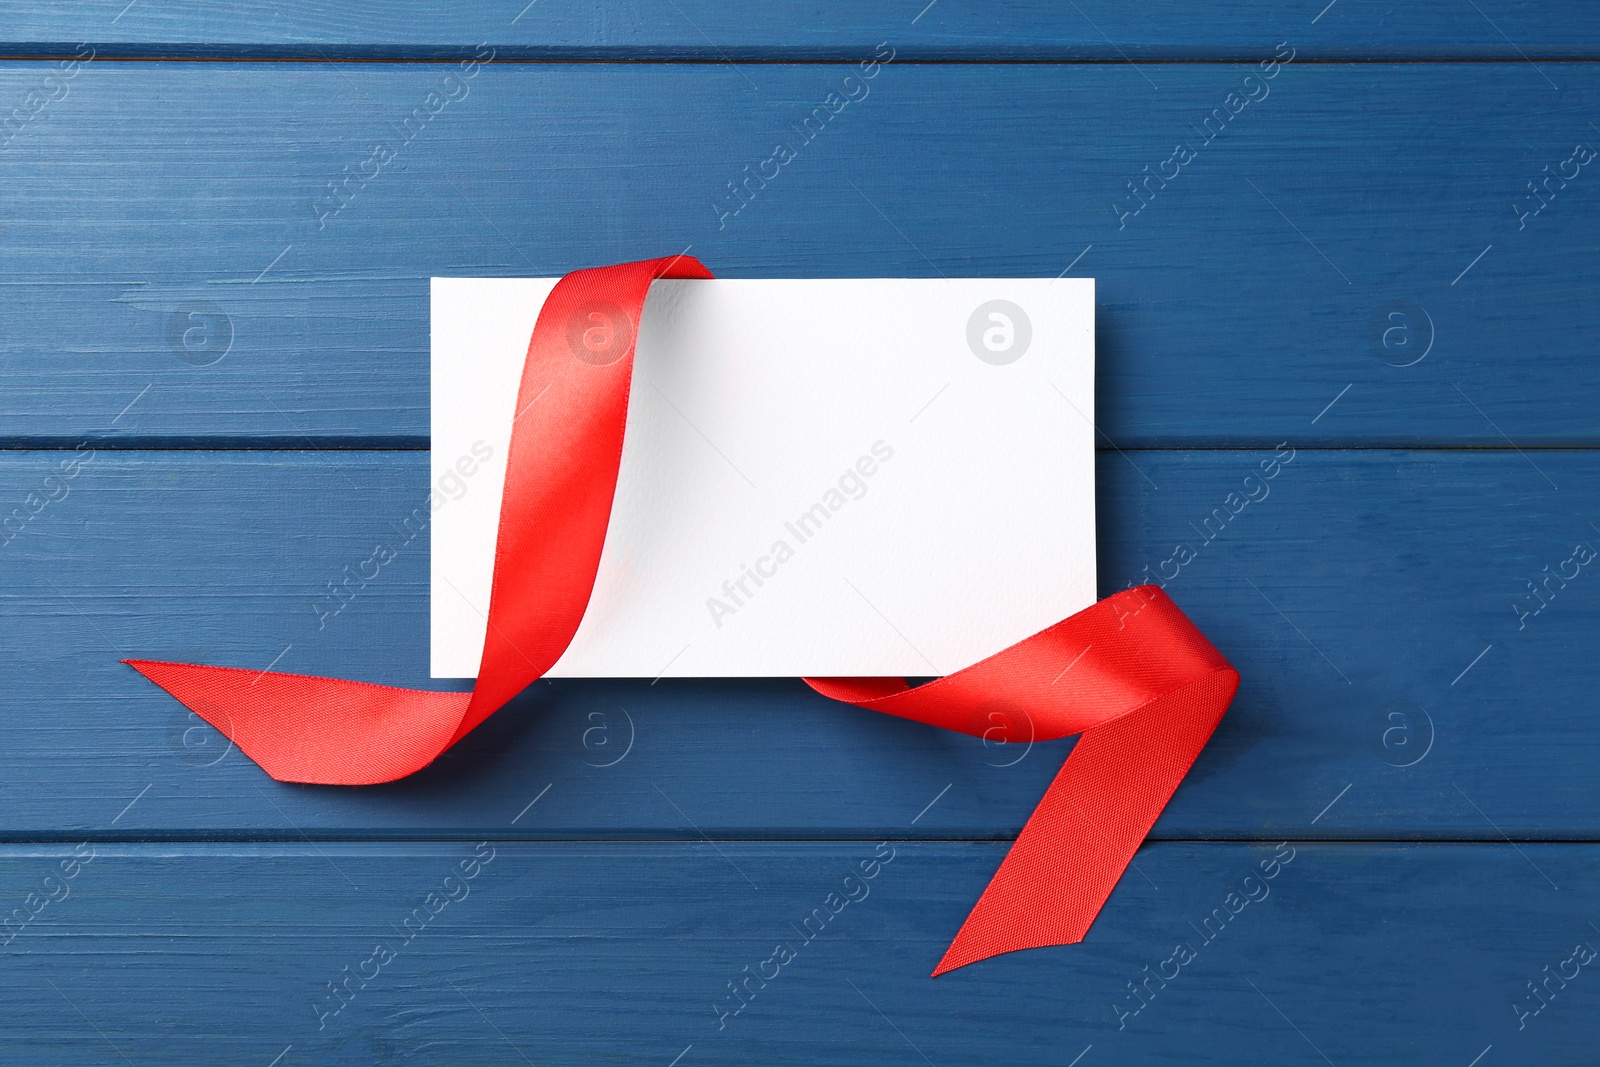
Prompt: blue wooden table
<box><xmin>2</xmin><ymin>3</ymin><xmax>1598</xmax><ymax>1063</ymax></box>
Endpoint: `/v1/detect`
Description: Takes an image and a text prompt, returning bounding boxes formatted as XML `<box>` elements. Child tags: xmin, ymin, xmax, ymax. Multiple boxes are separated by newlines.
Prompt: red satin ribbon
<box><xmin>127</xmin><ymin>256</ymin><xmax>1238</xmax><ymax>976</ymax></box>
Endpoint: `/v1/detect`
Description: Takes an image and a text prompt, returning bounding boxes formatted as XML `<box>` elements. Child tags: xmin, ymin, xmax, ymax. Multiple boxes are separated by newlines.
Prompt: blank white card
<box><xmin>431</xmin><ymin>278</ymin><xmax>1095</xmax><ymax>678</ymax></box>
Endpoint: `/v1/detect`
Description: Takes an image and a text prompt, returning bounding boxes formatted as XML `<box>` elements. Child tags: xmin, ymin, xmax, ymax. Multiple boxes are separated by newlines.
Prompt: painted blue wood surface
<box><xmin>0</xmin><ymin>841</ymin><xmax>1592</xmax><ymax>1065</ymax></box>
<box><xmin>0</xmin><ymin>62</ymin><xmax>1597</xmax><ymax>446</ymax></box>
<box><xmin>0</xmin><ymin>449</ymin><xmax>1591</xmax><ymax>839</ymax></box>
<box><xmin>2</xmin><ymin>1</ymin><xmax>1597</xmax><ymax>59</ymax></box>
<box><xmin>1</xmin><ymin>7</ymin><xmax>1597</xmax><ymax>1064</ymax></box>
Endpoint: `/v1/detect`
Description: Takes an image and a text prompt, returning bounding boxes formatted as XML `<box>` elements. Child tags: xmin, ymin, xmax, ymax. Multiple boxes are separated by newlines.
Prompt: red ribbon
<box><xmin>127</xmin><ymin>256</ymin><xmax>1238</xmax><ymax>975</ymax></box>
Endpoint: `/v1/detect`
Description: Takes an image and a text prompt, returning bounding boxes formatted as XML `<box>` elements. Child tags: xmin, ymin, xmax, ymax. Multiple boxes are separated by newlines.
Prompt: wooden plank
<box><xmin>3</xmin><ymin>1</ymin><xmax>1599</xmax><ymax>59</ymax></box>
<box><xmin>5</xmin><ymin>448</ymin><xmax>1595</xmax><ymax>838</ymax></box>
<box><xmin>0</xmin><ymin>840</ymin><xmax>1591</xmax><ymax>1064</ymax></box>
<box><xmin>2</xmin><ymin>61</ymin><xmax>1595</xmax><ymax>447</ymax></box>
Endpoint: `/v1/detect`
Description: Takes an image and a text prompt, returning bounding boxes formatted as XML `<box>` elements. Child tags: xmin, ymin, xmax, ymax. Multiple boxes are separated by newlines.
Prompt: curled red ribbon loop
<box><xmin>127</xmin><ymin>256</ymin><xmax>1238</xmax><ymax>975</ymax></box>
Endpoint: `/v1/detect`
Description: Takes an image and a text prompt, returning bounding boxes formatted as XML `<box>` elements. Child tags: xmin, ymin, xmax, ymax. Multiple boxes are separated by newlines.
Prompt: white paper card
<box><xmin>431</xmin><ymin>278</ymin><xmax>1095</xmax><ymax>678</ymax></box>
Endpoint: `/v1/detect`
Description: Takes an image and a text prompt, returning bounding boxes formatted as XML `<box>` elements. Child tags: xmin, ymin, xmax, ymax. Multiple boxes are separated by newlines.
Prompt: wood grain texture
<box><xmin>0</xmin><ymin>841</ymin><xmax>1590</xmax><ymax>1065</ymax></box>
<box><xmin>2</xmin><ymin>1</ymin><xmax>1598</xmax><ymax>59</ymax></box>
<box><xmin>0</xmin><ymin>62</ymin><xmax>1595</xmax><ymax>446</ymax></box>
<box><xmin>3</xmin><ymin>16</ymin><xmax>1597</xmax><ymax>1062</ymax></box>
<box><xmin>1</xmin><ymin>449</ymin><xmax>1591</xmax><ymax>839</ymax></box>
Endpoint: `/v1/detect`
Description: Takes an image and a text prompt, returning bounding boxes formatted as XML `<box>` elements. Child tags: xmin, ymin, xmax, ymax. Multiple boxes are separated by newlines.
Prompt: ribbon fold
<box><xmin>127</xmin><ymin>256</ymin><xmax>1238</xmax><ymax>976</ymax></box>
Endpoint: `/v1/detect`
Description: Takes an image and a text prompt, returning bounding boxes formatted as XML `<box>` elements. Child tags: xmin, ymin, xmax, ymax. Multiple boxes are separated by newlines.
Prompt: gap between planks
<box><xmin>2</xmin><ymin>442</ymin><xmax>1599</xmax><ymax>453</ymax></box>
<box><xmin>1</xmin><ymin>54</ymin><xmax>1600</xmax><ymax>64</ymax></box>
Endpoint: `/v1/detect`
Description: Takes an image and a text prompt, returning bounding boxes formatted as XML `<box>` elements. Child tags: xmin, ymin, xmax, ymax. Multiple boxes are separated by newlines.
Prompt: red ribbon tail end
<box><xmin>123</xmin><ymin>659</ymin><xmax>470</xmax><ymax>786</ymax></box>
<box><xmin>931</xmin><ymin>665</ymin><xmax>1239</xmax><ymax>977</ymax></box>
